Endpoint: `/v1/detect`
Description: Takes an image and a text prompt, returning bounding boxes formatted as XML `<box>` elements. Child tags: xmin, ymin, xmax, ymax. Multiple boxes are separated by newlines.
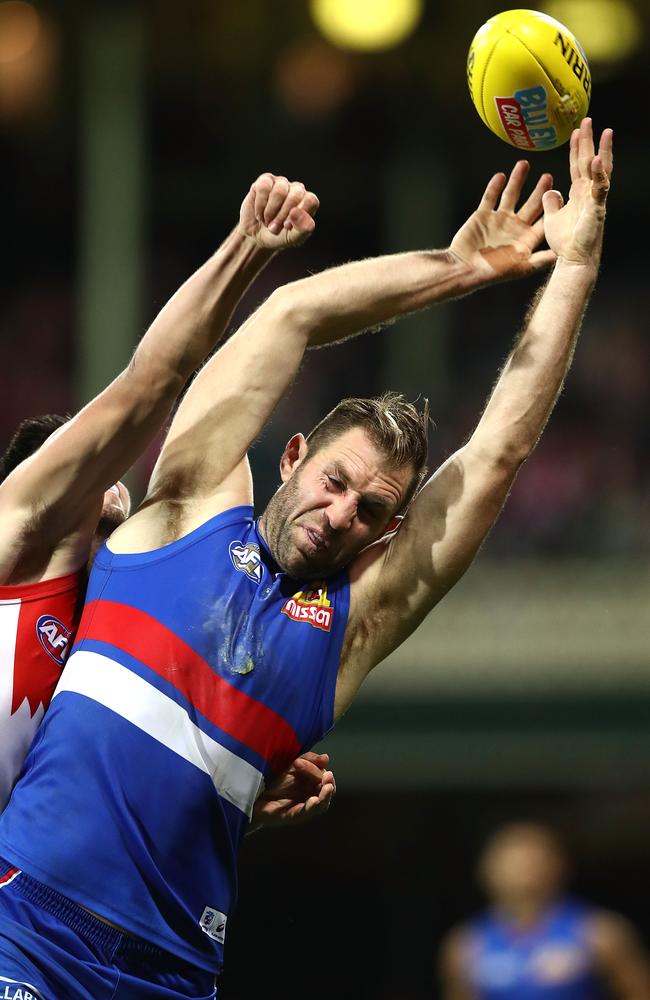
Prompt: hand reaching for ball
<box><xmin>542</xmin><ymin>118</ymin><xmax>613</xmax><ymax>266</ymax></box>
<box><xmin>449</xmin><ymin>159</ymin><xmax>557</xmax><ymax>285</ymax></box>
<box><xmin>239</xmin><ymin>173</ymin><xmax>320</xmax><ymax>250</ymax></box>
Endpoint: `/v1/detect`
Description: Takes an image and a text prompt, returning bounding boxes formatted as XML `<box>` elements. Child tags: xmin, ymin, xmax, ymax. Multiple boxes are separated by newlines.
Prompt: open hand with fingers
<box><xmin>543</xmin><ymin>118</ymin><xmax>613</xmax><ymax>265</ymax></box>
<box><xmin>449</xmin><ymin>160</ymin><xmax>557</xmax><ymax>286</ymax></box>
<box><xmin>239</xmin><ymin>173</ymin><xmax>320</xmax><ymax>251</ymax></box>
<box><xmin>252</xmin><ymin>751</ymin><xmax>336</xmax><ymax>828</ymax></box>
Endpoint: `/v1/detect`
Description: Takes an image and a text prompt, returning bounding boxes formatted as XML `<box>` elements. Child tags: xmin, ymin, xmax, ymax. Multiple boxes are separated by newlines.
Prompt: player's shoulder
<box><xmin>439</xmin><ymin>923</ymin><xmax>476</xmax><ymax>970</ymax></box>
<box><xmin>585</xmin><ymin>906</ymin><xmax>640</xmax><ymax>948</ymax></box>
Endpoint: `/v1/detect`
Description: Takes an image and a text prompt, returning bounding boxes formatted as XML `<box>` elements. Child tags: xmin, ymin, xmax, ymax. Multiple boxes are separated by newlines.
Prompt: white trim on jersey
<box><xmin>54</xmin><ymin>651</ymin><xmax>265</xmax><ymax>817</ymax></box>
<box><xmin>0</xmin><ymin>599</ymin><xmax>21</xmax><ymax>720</ymax></box>
<box><xmin>0</xmin><ymin>599</ymin><xmax>46</xmax><ymax>812</ymax></box>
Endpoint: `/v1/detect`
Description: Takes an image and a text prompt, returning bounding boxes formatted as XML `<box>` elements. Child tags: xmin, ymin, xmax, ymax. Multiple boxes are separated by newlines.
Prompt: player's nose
<box><xmin>326</xmin><ymin>495</ymin><xmax>356</xmax><ymax>532</ymax></box>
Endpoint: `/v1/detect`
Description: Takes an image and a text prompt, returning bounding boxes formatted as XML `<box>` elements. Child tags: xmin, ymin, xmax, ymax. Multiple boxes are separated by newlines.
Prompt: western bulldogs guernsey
<box><xmin>0</xmin><ymin>506</ymin><xmax>350</xmax><ymax>971</ymax></box>
<box><xmin>0</xmin><ymin>572</ymin><xmax>83</xmax><ymax>810</ymax></box>
<box><xmin>466</xmin><ymin>899</ymin><xmax>605</xmax><ymax>1000</ymax></box>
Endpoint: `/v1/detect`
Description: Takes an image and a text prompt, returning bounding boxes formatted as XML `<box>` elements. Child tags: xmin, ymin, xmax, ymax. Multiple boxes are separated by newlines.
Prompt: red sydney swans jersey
<box><xmin>0</xmin><ymin>571</ymin><xmax>84</xmax><ymax>809</ymax></box>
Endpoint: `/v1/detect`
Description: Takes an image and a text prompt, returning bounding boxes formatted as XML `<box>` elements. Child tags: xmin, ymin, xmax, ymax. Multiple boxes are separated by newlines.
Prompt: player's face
<box><xmin>261</xmin><ymin>427</ymin><xmax>414</xmax><ymax>580</ymax></box>
<box><xmin>481</xmin><ymin>829</ymin><xmax>566</xmax><ymax>904</ymax></box>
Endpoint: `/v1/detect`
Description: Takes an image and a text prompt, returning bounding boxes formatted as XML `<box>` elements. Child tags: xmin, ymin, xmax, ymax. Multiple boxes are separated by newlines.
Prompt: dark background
<box><xmin>1</xmin><ymin>1</ymin><xmax>649</xmax><ymax>995</ymax></box>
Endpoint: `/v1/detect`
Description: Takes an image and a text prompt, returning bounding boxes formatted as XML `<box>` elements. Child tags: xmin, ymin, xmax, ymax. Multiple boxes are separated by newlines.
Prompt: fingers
<box><xmin>282</xmin><ymin>207</ymin><xmax>314</xmax><ymax>244</ymax></box>
<box><xmin>528</xmin><ymin>248</ymin><xmax>558</xmax><ymax>271</ymax></box>
<box><xmin>499</xmin><ymin>159</ymin><xmax>530</xmax><ymax>213</ymax></box>
<box><xmin>292</xmin><ymin>756</ymin><xmax>327</xmax><ymax>783</ymax></box>
<box><xmin>591</xmin><ymin>153</ymin><xmax>610</xmax><ymax>206</ymax></box>
<box><xmin>479</xmin><ymin>172</ymin><xmax>507</xmax><ymax>211</ymax></box>
<box><xmin>542</xmin><ymin>189</ymin><xmax>564</xmax><ymax>215</ymax></box>
<box><xmin>597</xmin><ymin>126</ymin><xmax>614</xmax><ymax>178</ymax></box>
<box><xmin>250</xmin><ymin>174</ymin><xmax>319</xmax><ymax>237</ymax></box>
<box><xmin>296</xmin><ymin>751</ymin><xmax>329</xmax><ymax>766</ymax></box>
<box><xmin>304</xmin><ymin>772</ymin><xmax>336</xmax><ymax>815</ymax></box>
<box><xmin>569</xmin><ymin>128</ymin><xmax>580</xmax><ymax>184</ymax></box>
<box><xmin>264</xmin><ymin>177</ymin><xmax>296</xmax><ymax>231</ymax></box>
<box><xmin>252</xmin><ymin>172</ymin><xmax>276</xmax><ymax>224</ymax></box>
<box><xmin>517</xmin><ymin>172</ymin><xmax>553</xmax><ymax>224</ymax></box>
<box><xmin>529</xmin><ymin>216</ymin><xmax>546</xmax><ymax>247</ymax></box>
<box><xmin>299</xmin><ymin>189</ymin><xmax>320</xmax><ymax>221</ymax></box>
<box><xmin>578</xmin><ymin>117</ymin><xmax>595</xmax><ymax>179</ymax></box>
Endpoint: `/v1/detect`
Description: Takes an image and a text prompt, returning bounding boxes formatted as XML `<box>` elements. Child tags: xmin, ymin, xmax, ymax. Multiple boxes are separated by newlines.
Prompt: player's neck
<box><xmin>495</xmin><ymin>896</ymin><xmax>552</xmax><ymax>928</ymax></box>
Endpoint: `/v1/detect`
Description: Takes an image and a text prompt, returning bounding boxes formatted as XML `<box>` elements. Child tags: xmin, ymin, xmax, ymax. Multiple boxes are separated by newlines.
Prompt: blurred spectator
<box><xmin>438</xmin><ymin>822</ymin><xmax>650</xmax><ymax>999</ymax></box>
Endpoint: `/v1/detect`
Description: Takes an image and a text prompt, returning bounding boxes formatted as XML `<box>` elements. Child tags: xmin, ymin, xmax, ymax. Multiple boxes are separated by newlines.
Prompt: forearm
<box><xmin>273</xmin><ymin>248</ymin><xmax>475</xmax><ymax>348</ymax></box>
<box><xmin>129</xmin><ymin>229</ymin><xmax>274</xmax><ymax>393</ymax></box>
<box><xmin>0</xmin><ymin>230</ymin><xmax>274</xmax><ymax>522</ymax></box>
<box><xmin>469</xmin><ymin>258</ymin><xmax>597</xmax><ymax>465</ymax></box>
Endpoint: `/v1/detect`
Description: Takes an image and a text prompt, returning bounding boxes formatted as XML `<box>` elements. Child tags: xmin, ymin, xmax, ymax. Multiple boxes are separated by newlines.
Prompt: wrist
<box><xmin>554</xmin><ymin>255</ymin><xmax>599</xmax><ymax>279</ymax></box>
<box><xmin>234</xmin><ymin>227</ymin><xmax>277</xmax><ymax>263</ymax></box>
<box><xmin>445</xmin><ymin>247</ymin><xmax>490</xmax><ymax>293</ymax></box>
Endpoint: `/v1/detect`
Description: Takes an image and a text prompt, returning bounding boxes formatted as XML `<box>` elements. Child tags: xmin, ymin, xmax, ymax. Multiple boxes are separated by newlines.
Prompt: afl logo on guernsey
<box><xmin>229</xmin><ymin>541</ymin><xmax>263</xmax><ymax>584</ymax></box>
<box><xmin>200</xmin><ymin>905</ymin><xmax>227</xmax><ymax>944</ymax></box>
<box><xmin>281</xmin><ymin>583</ymin><xmax>333</xmax><ymax>632</ymax></box>
<box><xmin>36</xmin><ymin>614</ymin><xmax>71</xmax><ymax>665</ymax></box>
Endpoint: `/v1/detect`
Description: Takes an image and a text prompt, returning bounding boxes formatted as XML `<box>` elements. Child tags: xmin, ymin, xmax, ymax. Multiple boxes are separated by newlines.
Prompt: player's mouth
<box><xmin>302</xmin><ymin>526</ymin><xmax>329</xmax><ymax>553</ymax></box>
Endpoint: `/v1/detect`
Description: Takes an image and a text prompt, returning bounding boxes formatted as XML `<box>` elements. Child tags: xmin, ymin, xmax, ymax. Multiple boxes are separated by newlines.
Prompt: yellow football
<box><xmin>467</xmin><ymin>9</ymin><xmax>591</xmax><ymax>151</ymax></box>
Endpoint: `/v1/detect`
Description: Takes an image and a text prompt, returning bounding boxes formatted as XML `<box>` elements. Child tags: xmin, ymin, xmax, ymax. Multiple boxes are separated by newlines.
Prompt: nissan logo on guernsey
<box><xmin>36</xmin><ymin>615</ymin><xmax>71</xmax><ymax>666</ymax></box>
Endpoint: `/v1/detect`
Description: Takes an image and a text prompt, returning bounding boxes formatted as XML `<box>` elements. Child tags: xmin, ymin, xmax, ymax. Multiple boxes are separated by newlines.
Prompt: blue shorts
<box><xmin>0</xmin><ymin>859</ymin><xmax>217</xmax><ymax>999</ymax></box>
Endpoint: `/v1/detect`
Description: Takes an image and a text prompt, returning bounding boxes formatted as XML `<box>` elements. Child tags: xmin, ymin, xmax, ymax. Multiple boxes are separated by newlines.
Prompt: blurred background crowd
<box><xmin>1</xmin><ymin>0</ymin><xmax>649</xmax><ymax>996</ymax></box>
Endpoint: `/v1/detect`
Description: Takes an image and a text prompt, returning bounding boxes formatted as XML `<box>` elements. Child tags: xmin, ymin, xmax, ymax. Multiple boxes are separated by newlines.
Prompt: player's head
<box><xmin>0</xmin><ymin>414</ymin><xmax>69</xmax><ymax>483</ymax></box>
<box><xmin>478</xmin><ymin>822</ymin><xmax>568</xmax><ymax>908</ymax></box>
<box><xmin>260</xmin><ymin>392</ymin><xmax>429</xmax><ymax>579</ymax></box>
<box><xmin>0</xmin><ymin>414</ymin><xmax>131</xmax><ymax>541</ymax></box>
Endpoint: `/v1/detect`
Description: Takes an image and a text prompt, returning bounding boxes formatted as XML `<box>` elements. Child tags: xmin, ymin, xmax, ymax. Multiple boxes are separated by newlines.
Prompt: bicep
<box><xmin>347</xmin><ymin>444</ymin><xmax>519</xmax><ymax>674</ymax></box>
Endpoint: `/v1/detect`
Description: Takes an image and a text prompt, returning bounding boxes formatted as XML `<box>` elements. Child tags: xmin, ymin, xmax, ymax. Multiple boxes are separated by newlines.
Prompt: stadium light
<box><xmin>543</xmin><ymin>0</ymin><xmax>643</xmax><ymax>61</ymax></box>
<box><xmin>309</xmin><ymin>0</ymin><xmax>423</xmax><ymax>52</ymax></box>
<box><xmin>0</xmin><ymin>1</ymin><xmax>40</xmax><ymax>65</ymax></box>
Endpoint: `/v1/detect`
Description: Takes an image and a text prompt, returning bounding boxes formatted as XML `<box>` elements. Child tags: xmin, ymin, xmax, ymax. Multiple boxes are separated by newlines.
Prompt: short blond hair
<box><xmin>305</xmin><ymin>392</ymin><xmax>430</xmax><ymax>509</ymax></box>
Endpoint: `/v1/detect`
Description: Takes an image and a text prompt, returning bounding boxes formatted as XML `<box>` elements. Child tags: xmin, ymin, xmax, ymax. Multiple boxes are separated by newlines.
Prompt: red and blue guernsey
<box><xmin>466</xmin><ymin>899</ymin><xmax>606</xmax><ymax>1000</ymax></box>
<box><xmin>0</xmin><ymin>506</ymin><xmax>350</xmax><ymax>972</ymax></box>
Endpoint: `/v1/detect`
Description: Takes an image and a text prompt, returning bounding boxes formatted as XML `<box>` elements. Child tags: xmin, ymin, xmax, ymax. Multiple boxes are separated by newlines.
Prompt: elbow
<box><xmin>468</xmin><ymin>435</ymin><xmax>533</xmax><ymax>476</ymax></box>
<box><xmin>263</xmin><ymin>285</ymin><xmax>312</xmax><ymax>342</ymax></box>
<box><xmin>499</xmin><ymin>438</ymin><xmax>536</xmax><ymax>470</ymax></box>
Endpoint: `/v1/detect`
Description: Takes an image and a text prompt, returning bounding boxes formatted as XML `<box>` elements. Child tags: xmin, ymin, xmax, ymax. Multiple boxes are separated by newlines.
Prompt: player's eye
<box><xmin>327</xmin><ymin>476</ymin><xmax>344</xmax><ymax>491</ymax></box>
<box><xmin>358</xmin><ymin>504</ymin><xmax>378</xmax><ymax>522</ymax></box>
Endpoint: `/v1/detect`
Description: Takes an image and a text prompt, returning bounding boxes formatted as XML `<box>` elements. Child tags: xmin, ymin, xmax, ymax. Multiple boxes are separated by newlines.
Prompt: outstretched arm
<box><xmin>142</xmin><ymin>161</ymin><xmax>554</xmax><ymax>530</ymax></box>
<box><xmin>0</xmin><ymin>174</ymin><xmax>312</xmax><ymax>583</ymax></box>
<box><xmin>337</xmin><ymin>120</ymin><xmax>612</xmax><ymax>711</ymax></box>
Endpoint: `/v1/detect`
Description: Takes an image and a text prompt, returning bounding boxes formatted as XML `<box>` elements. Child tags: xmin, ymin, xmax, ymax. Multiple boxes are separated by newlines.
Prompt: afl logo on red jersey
<box><xmin>36</xmin><ymin>614</ymin><xmax>72</xmax><ymax>666</ymax></box>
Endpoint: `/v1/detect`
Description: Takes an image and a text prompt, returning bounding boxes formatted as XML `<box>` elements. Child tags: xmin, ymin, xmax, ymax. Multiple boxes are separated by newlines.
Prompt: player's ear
<box><xmin>280</xmin><ymin>433</ymin><xmax>307</xmax><ymax>482</ymax></box>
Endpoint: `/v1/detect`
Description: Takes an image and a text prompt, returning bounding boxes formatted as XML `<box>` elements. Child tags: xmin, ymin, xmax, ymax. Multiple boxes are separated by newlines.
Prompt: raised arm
<box><xmin>139</xmin><ymin>161</ymin><xmax>554</xmax><ymax>536</ymax></box>
<box><xmin>0</xmin><ymin>174</ymin><xmax>309</xmax><ymax>582</ymax></box>
<box><xmin>337</xmin><ymin>120</ymin><xmax>612</xmax><ymax>709</ymax></box>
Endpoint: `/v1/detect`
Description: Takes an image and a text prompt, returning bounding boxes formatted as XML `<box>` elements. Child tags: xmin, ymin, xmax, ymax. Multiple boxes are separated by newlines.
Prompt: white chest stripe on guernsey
<box><xmin>54</xmin><ymin>650</ymin><xmax>265</xmax><ymax>817</ymax></box>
